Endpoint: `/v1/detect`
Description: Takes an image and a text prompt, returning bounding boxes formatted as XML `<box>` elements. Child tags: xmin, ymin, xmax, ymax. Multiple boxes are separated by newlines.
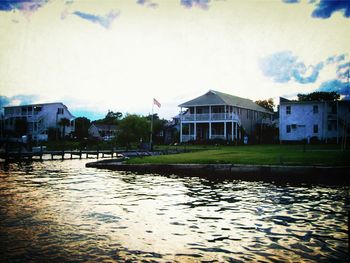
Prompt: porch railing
<box><xmin>181</xmin><ymin>134</ymin><xmax>234</xmax><ymax>142</ymax></box>
<box><xmin>181</xmin><ymin>135</ymin><xmax>195</xmax><ymax>142</ymax></box>
<box><xmin>180</xmin><ymin>113</ymin><xmax>240</xmax><ymax>122</ymax></box>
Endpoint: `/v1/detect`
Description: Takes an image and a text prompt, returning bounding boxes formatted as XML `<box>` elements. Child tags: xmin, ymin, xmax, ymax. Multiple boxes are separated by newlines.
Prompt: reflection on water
<box><xmin>0</xmin><ymin>160</ymin><xmax>349</xmax><ymax>262</ymax></box>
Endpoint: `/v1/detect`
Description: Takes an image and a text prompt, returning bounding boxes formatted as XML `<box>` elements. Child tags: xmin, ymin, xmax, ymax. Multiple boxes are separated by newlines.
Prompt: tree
<box><xmin>297</xmin><ymin>91</ymin><xmax>340</xmax><ymax>102</ymax></box>
<box><xmin>145</xmin><ymin>113</ymin><xmax>167</xmax><ymax>144</ymax></box>
<box><xmin>255</xmin><ymin>98</ymin><xmax>274</xmax><ymax>112</ymax></box>
<box><xmin>58</xmin><ymin>118</ymin><xmax>70</xmax><ymax>139</ymax></box>
<box><xmin>74</xmin><ymin>117</ymin><xmax>91</xmax><ymax>139</ymax></box>
<box><xmin>95</xmin><ymin>110</ymin><xmax>123</xmax><ymax>125</ymax></box>
<box><xmin>116</xmin><ymin>114</ymin><xmax>149</xmax><ymax>147</ymax></box>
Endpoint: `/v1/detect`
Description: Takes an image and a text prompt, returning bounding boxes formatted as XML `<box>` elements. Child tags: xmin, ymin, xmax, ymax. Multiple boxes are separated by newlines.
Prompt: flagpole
<box><xmin>150</xmin><ymin>99</ymin><xmax>154</xmax><ymax>151</ymax></box>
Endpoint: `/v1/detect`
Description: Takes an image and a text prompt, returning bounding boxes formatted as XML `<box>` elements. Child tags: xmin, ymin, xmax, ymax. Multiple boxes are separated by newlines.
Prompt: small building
<box><xmin>3</xmin><ymin>102</ymin><xmax>75</xmax><ymax>141</ymax></box>
<box><xmin>88</xmin><ymin>123</ymin><xmax>118</xmax><ymax>141</ymax></box>
<box><xmin>279</xmin><ymin>97</ymin><xmax>350</xmax><ymax>143</ymax></box>
<box><xmin>164</xmin><ymin>115</ymin><xmax>180</xmax><ymax>144</ymax></box>
<box><xmin>178</xmin><ymin>90</ymin><xmax>273</xmax><ymax>143</ymax></box>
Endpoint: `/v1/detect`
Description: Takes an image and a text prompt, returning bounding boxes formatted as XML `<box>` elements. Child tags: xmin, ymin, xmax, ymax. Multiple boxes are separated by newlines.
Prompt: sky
<box><xmin>0</xmin><ymin>0</ymin><xmax>349</xmax><ymax>120</ymax></box>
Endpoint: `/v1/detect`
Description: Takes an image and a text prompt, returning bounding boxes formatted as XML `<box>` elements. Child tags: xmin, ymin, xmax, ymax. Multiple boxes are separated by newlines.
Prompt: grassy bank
<box><xmin>127</xmin><ymin>144</ymin><xmax>350</xmax><ymax>166</ymax></box>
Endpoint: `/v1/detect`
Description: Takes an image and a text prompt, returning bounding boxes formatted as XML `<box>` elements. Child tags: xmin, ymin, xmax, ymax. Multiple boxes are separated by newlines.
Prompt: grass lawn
<box><xmin>127</xmin><ymin>144</ymin><xmax>350</xmax><ymax>166</ymax></box>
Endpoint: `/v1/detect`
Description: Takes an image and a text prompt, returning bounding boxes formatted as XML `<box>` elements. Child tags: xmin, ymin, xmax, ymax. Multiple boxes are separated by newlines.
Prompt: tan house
<box><xmin>179</xmin><ymin>90</ymin><xmax>273</xmax><ymax>142</ymax></box>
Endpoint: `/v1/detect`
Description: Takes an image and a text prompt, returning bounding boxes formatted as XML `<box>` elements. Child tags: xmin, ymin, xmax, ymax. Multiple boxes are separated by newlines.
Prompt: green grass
<box><xmin>127</xmin><ymin>144</ymin><xmax>350</xmax><ymax>166</ymax></box>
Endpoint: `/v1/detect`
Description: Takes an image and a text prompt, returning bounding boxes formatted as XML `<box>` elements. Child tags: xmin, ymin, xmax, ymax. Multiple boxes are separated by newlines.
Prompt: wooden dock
<box><xmin>0</xmin><ymin>148</ymin><xmax>126</xmax><ymax>162</ymax></box>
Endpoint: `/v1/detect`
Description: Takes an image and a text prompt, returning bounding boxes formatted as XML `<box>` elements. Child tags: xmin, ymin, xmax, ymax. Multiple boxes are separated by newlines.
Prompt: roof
<box><xmin>179</xmin><ymin>90</ymin><xmax>272</xmax><ymax>113</ymax></box>
<box><xmin>279</xmin><ymin>97</ymin><xmax>350</xmax><ymax>105</ymax></box>
<box><xmin>91</xmin><ymin>124</ymin><xmax>118</xmax><ymax>130</ymax></box>
<box><xmin>3</xmin><ymin>102</ymin><xmax>65</xmax><ymax>108</ymax></box>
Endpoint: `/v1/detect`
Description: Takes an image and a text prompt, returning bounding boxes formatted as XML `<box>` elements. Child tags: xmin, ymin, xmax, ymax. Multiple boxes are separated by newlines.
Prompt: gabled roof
<box><xmin>179</xmin><ymin>90</ymin><xmax>272</xmax><ymax>113</ymax></box>
<box><xmin>4</xmin><ymin>102</ymin><xmax>65</xmax><ymax>108</ymax></box>
<box><xmin>91</xmin><ymin>123</ymin><xmax>118</xmax><ymax>131</ymax></box>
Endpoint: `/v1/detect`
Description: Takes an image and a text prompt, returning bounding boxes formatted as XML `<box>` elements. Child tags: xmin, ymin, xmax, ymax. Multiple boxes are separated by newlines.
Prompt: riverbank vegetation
<box><xmin>126</xmin><ymin>144</ymin><xmax>350</xmax><ymax>166</ymax></box>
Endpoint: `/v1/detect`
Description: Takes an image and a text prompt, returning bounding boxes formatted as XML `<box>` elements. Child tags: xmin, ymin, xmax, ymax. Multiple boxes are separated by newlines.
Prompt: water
<box><xmin>0</xmin><ymin>159</ymin><xmax>349</xmax><ymax>262</ymax></box>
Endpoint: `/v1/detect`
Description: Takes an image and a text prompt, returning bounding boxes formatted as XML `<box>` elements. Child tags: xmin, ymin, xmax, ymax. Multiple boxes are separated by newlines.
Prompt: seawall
<box><xmin>86</xmin><ymin>160</ymin><xmax>350</xmax><ymax>185</ymax></box>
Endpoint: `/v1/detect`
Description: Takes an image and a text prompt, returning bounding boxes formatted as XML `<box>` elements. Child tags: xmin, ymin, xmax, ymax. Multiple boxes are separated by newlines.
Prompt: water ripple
<box><xmin>0</xmin><ymin>160</ymin><xmax>349</xmax><ymax>262</ymax></box>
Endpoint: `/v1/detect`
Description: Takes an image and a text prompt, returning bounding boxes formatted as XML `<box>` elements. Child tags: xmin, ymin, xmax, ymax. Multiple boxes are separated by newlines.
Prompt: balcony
<box><xmin>181</xmin><ymin>113</ymin><xmax>240</xmax><ymax>122</ymax></box>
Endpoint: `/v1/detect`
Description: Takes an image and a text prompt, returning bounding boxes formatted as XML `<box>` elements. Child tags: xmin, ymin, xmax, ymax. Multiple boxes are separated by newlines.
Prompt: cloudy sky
<box><xmin>0</xmin><ymin>0</ymin><xmax>349</xmax><ymax>120</ymax></box>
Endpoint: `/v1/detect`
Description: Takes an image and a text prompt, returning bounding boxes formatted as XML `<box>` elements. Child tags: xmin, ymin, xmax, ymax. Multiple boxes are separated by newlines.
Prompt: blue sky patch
<box><xmin>283</xmin><ymin>0</ymin><xmax>350</xmax><ymax>19</ymax></box>
<box><xmin>259</xmin><ymin>51</ymin><xmax>326</xmax><ymax>84</ymax></box>
<box><xmin>318</xmin><ymin>79</ymin><xmax>350</xmax><ymax>99</ymax></box>
<box><xmin>0</xmin><ymin>0</ymin><xmax>49</xmax><ymax>12</ymax></box>
<box><xmin>73</xmin><ymin>10</ymin><xmax>119</xmax><ymax>29</ymax></box>
<box><xmin>312</xmin><ymin>0</ymin><xmax>350</xmax><ymax>18</ymax></box>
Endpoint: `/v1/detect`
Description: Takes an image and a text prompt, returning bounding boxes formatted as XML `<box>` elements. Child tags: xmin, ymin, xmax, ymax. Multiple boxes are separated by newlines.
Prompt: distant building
<box><xmin>279</xmin><ymin>97</ymin><xmax>350</xmax><ymax>142</ymax></box>
<box><xmin>164</xmin><ymin>115</ymin><xmax>180</xmax><ymax>144</ymax></box>
<box><xmin>88</xmin><ymin>123</ymin><xmax>118</xmax><ymax>141</ymax></box>
<box><xmin>3</xmin><ymin>102</ymin><xmax>75</xmax><ymax>141</ymax></box>
<box><xmin>178</xmin><ymin>90</ymin><xmax>273</xmax><ymax>142</ymax></box>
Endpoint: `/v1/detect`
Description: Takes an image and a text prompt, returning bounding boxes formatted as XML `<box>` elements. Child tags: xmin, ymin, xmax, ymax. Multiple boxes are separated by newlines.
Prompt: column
<box><xmin>235</xmin><ymin>122</ymin><xmax>238</xmax><ymax>140</ymax></box>
<box><xmin>194</xmin><ymin>106</ymin><xmax>196</xmax><ymax>121</ymax></box>
<box><xmin>209</xmin><ymin>105</ymin><xmax>211</xmax><ymax>120</ymax></box>
<box><xmin>180</xmin><ymin>121</ymin><xmax>183</xmax><ymax>143</ymax></box>
<box><xmin>224</xmin><ymin>122</ymin><xmax>226</xmax><ymax>140</ymax></box>
<box><xmin>209</xmin><ymin>122</ymin><xmax>212</xmax><ymax>140</ymax></box>
<box><xmin>194</xmin><ymin>122</ymin><xmax>197</xmax><ymax>141</ymax></box>
<box><xmin>231</xmin><ymin>121</ymin><xmax>234</xmax><ymax>141</ymax></box>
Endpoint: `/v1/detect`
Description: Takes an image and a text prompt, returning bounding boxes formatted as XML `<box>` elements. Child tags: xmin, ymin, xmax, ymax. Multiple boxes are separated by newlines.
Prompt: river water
<box><xmin>0</xmin><ymin>159</ymin><xmax>349</xmax><ymax>262</ymax></box>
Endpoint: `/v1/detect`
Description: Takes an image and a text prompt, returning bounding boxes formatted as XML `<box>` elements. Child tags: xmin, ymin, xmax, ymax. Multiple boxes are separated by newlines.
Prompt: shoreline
<box><xmin>86</xmin><ymin>160</ymin><xmax>350</xmax><ymax>185</ymax></box>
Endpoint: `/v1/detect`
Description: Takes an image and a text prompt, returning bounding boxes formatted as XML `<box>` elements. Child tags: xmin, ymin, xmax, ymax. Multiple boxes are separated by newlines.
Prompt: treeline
<box><xmin>74</xmin><ymin>111</ymin><xmax>170</xmax><ymax>147</ymax></box>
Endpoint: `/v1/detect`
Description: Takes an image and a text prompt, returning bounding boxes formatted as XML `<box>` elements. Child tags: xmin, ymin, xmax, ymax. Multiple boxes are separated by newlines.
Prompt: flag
<box><xmin>153</xmin><ymin>98</ymin><xmax>161</xmax><ymax>108</ymax></box>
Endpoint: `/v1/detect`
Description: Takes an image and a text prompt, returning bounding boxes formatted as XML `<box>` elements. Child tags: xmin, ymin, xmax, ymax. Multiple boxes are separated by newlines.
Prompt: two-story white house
<box><xmin>179</xmin><ymin>90</ymin><xmax>274</xmax><ymax>143</ymax></box>
<box><xmin>279</xmin><ymin>97</ymin><xmax>350</xmax><ymax>143</ymax></box>
<box><xmin>3</xmin><ymin>102</ymin><xmax>75</xmax><ymax>141</ymax></box>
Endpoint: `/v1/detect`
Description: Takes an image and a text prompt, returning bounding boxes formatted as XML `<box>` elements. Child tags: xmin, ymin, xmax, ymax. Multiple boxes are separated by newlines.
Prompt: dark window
<box><xmin>313</xmin><ymin>105</ymin><xmax>318</xmax><ymax>114</ymax></box>
<box><xmin>286</xmin><ymin>125</ymin><xmax>291</xmax><ymax>133</ymax></box>
<box><xmin>331</xmin><ymin>105</ymin><xmax>337</xmax><ymax>114</ymax></box>
<box><xmin>57</xmin><ymin>108</ymin><xmax>64</xmax><ymax>114</ymax></box>
<box><xmin>34</xmin><ymin>106</ymin><xmax>42</xmax><ymax>112</ymax></box>
<box><xmin>286</xmin><ymin>106</ymin><xmax>291</xmax><ymax>114</ymax></box>
<box><xmin>328</xmin><ymin>124</ymin><xmax>332</xmax><ymax>131</ymax></box>
<box><xmin>313</xmin><ymin>124</ymin><xmax>318</xmax><ymax>133</ymax></box>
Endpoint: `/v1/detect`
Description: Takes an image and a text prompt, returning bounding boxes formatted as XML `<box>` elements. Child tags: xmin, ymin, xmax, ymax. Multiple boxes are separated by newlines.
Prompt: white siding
<box><xmin>280</xmin><ymin>103</ymin><xmax>325</xmax><ymax>141</ymax></box>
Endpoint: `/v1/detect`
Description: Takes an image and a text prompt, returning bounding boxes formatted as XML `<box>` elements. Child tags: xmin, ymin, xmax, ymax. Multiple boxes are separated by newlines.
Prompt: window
<box><xmin>328</xmin><ymin>124</ymin><xmax>332</xmax><ymax>131</ymax></box>
<box><xmin>313</xmin><ymin>105</ymin><xmax>318</xmax><ymax>114</ymax></box>
<box><xmin>313</xmin><ymin>124</ymin><xmax>318</xmax><ymax>133</ymax></box>
<box><xmin>331</xmin><ymin>105</ymin><xmax>337</xmax><ymax>114</ymax></box>
<box><xmin>286</xmin><ymin>106</ymin><xmax>291</xmax><ymax>114</ymax></box>
<box><xmin>57</xmin><ymin>108</ymin><xmax>64</xmax><ymax>114</ymax></box>
<box><xmin>286</xmin><ymin>125</ymin><xmax>291</xmax><ymax>133</ymax></box>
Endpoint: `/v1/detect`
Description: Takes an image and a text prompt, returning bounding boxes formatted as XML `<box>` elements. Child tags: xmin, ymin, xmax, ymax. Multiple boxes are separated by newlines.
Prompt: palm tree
<box><xmin>58</xmin><ymin>118</ymin><xmax>70</xmax><ymax>139</ymax></box>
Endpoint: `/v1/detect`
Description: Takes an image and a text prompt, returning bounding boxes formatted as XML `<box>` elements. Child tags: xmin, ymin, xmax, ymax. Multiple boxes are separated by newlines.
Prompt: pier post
<box><xmin>19</xmin><ymin>146</ymin><xmax>22</xmax><ymax>161</ymax></box>
<box><xmin>79</xmin><ymin>148</ymin><xmax>82</xmax><ymax>159</ymax></box>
